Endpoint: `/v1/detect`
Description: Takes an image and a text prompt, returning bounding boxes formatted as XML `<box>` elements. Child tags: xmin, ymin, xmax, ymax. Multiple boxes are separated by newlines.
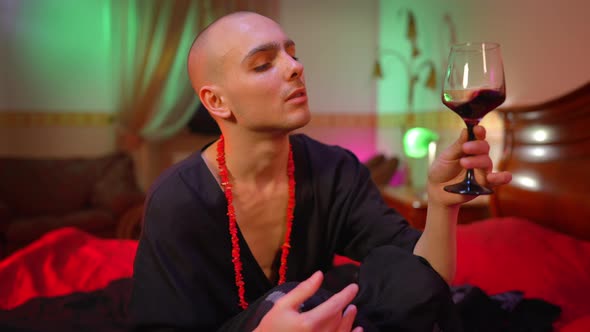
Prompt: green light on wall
<box><xmin>377</xmin><ymin>2</ymin><xmax>457</xmax><ymax>115</ymax></box>
<box><xmin>9</xmin><ymin>0</ymin><xmax>114</xmax><ymax>110</ymax></box>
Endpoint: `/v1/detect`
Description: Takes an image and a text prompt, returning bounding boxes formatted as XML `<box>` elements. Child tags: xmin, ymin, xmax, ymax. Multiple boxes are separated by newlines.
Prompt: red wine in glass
<box><xmin>443</xmin><ymin>89</ymin><xmax>506</xmax><ymax>126</ymax></box>
<box><xmin>442</xmin><ymin>42</ymin><xmax>506</xmax><ymax>195</ymax></box>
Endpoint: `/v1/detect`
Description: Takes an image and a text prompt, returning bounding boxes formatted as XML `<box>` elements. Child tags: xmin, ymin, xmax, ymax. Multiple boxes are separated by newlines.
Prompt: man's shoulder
<box><xmin>290</xmin><ymin>133</ymin><xmax>361</xmax><ymax>166</ymax></box>
<box><xmin>145</xmin><ymin>151</ymin><xmax>204</xmax><ymax>202</ymax></box>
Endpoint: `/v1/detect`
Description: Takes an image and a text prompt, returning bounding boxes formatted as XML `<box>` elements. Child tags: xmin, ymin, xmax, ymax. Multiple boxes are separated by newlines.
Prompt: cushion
<box><xmin>453</xmin><ymin>217</ymin><xmax>590</xmax><ymax>326</ymax></box>
<box><xmin>91</xmin><ymin>153</ymin><xmax>144</xmax><ymax>217</ymax></box>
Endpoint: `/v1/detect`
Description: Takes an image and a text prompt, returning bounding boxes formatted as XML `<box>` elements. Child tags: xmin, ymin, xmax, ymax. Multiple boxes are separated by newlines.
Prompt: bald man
<box><xmin>129</xmin><ymin>11</ymin><xmax>511</xmax><ymax>332</ymax></box>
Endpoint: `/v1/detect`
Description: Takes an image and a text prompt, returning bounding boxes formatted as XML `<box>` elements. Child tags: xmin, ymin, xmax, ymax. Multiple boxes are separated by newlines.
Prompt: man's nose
<box><xmin>283</xmin><ymin>54</ymin><xmax>303</xmax><ymax>80</ymax></box>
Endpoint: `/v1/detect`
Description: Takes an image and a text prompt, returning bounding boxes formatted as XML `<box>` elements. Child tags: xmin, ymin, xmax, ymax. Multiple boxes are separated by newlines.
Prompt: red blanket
<box><xmin>1</xmin><ymin>219</ymin><xmax>589</xmax><ymax>331</ymax></box>
<box><xmin>0</xmin><ymin>227</ymin><xmax>137</xmax><ymax>310</ymax></box>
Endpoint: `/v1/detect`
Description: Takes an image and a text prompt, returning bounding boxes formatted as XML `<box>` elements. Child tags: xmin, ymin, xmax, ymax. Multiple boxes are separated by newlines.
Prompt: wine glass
<box><xmin>442</xmin><ymin>42</ymin><xmax>506</xmax><ymax>195</ymax></box>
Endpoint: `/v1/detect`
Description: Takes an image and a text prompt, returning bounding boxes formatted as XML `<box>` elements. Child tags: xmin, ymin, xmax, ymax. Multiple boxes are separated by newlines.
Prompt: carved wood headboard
<box><xmin>491</xmin><ymin>82</ymin><xmax>590</xmax><ymax>240</ymax></box>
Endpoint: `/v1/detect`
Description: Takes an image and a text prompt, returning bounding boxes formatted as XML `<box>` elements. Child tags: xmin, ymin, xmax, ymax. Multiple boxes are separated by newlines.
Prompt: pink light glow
<box><xmin>296</xmin><ymin>126</ymin><xmax>377</xmax><ymax>163</ymax></box>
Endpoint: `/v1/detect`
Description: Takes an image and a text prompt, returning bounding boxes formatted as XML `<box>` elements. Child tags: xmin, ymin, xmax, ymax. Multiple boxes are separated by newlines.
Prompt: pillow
<box><xmin>453</xmin><ymin>217</ymin><xmax>590</xmax><ymax>326</ymax></box>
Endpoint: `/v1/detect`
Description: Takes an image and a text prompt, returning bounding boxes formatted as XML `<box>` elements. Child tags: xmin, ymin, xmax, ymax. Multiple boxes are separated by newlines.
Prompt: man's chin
<box><xmin>288</xmin><ymin>109</ymin><xmax>311</xmax><ymax>130</ymax></box>
<box><xmin>252</xmin><ymin>108</ymin><xmax>311</xmax><ymax>133</ymax></box>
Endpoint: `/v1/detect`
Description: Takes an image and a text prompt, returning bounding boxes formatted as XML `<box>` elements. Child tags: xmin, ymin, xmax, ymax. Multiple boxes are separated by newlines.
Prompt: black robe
<box><xmin>129</xmin><ymin>134</ymin><xmax>426</xmax><ymax>331</ymax></box>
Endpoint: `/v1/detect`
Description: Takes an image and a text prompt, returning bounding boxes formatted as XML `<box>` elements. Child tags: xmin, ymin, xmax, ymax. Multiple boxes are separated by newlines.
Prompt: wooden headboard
<box><xmin>491</xmin><ymin>82</ymin><xmax>590</xmax><ymax>240</ymax></box>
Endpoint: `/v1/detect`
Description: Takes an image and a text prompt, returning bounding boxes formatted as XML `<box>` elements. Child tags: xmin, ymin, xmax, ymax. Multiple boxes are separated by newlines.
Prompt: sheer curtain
<box><xmin>112</xmin><ymin>0</ymin><xmax>278</xmax><ymax>151</ymax></box>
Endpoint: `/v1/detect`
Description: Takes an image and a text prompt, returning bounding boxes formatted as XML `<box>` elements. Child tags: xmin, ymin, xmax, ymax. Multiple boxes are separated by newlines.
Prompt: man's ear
<box><xmin>199</xmin><ymin>86</ymin><xmax>231</xmax><ymax>119</ymax></box>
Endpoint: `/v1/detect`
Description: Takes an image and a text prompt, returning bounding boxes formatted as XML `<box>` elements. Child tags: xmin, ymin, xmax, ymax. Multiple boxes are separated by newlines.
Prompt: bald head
<box><xmin>187</xmin><ymin>12</ymin><xmax>281</xmax><ymax>95</ymax></box>
<box><xmin>185</xmin><ymin>11</ymin><xmax>308</xmax><ymax>132</ymax></box>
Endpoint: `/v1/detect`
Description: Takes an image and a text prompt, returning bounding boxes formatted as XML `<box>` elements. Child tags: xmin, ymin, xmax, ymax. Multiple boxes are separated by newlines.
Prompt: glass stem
<box><xmin>466</xmin><ymin>122</ymin><xmax>476</xmax><ymax>141</ymax></box>
<box><xmin>464</xmin><ymin>123</ymin><xmax>476</xmax><ymax>187</ymax></box>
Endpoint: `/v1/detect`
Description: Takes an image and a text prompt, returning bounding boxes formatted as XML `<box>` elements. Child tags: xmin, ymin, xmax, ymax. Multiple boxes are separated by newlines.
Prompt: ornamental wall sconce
<box><xmin>374</xmin><ymin>9</ymin><xmax>457</xmax><ymax>121</ymax></box>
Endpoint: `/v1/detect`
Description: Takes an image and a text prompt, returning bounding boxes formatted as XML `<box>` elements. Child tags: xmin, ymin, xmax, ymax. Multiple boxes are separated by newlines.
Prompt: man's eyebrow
<box><xmin>242</xmin><ymin>40</ymin><xmax>295</xmax><ymax>63</ymax></box>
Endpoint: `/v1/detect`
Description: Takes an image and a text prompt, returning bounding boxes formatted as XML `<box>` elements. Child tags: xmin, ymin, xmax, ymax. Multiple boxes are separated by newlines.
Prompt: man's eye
<box><xmin>292</xmin><ymin>56</ymin><xmax>299</xmax><ymax>61</ymax></box>
<box><xmin>254</xmin><ymin>63</ymin><xmax>271</xmax><ymax>72</ymax></box>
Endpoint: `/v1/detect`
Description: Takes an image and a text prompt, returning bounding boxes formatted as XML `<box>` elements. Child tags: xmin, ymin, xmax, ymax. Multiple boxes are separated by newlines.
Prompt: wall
<box><xmin>279</xmin><ymin>0</ymin><xmax>378</xmax><ymax>115</ymax></box>
<box><xmin>280</xmin><ymin>0</ymin><xmax>590</xmax><ymax>116</ymax></box>
<box><xmin>374</xmin><ymin>0</ymin><xmax>590</xmax><ymax>112</ymax></box>
<box><xmin>0</xmin><ymin>0</ymin><xmax>117</xmax><ymax>157</ymax></box>
<box><xmin>377</xmin><ymin>0</ymin><xmax>465</xmax><ymax>114</ymax></box>
<box><xmin>279</xmin><ymin>0</ymin><xmax>379</xmax><ymax>162</ymax></box>
<box><xmin>1</xmin><ymin>0</ymin><xmax>588</xmax><ymax>185</ymax></box>
<box><xmin>456</xmin><ymin>0</ymin><xmax>590</xmax><ymax>106</ymax></box>
<box><xmin>0</xmin><ymin>0</ymin><xmax>114</xmax><ymax>111</ymax></box>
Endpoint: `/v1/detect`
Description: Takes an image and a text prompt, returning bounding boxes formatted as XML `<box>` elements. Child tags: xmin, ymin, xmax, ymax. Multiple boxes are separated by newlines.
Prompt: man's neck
<box><xmin>204</xmin><ymin>132</ymin><xmax>292</xmax><ymax>189</ymax></box>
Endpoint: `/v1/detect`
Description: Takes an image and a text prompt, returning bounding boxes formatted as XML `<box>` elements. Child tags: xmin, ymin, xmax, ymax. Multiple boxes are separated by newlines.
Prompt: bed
<box><xmin>0</xmin><ymin>82</ymin><xmax>589</xmax><ymax>331</ymax></box>
<box><xmin>452</xmin><ymin>81</ymin><xmax>590</xmax><ymax>331</ymax></box>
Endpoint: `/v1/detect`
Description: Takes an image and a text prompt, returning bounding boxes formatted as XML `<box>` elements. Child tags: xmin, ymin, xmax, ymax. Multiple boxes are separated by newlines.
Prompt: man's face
<box><xmin>217</xmin><ymin>15</ymin><xmax>310</xmax><ymax>133</ymax></box>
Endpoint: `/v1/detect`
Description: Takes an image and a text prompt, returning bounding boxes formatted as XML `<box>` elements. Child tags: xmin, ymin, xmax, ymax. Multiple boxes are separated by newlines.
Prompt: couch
<box><xmin>0</xmin><ymin>152</ymin><xmax>145</xmax><ymax>257</ymax></box>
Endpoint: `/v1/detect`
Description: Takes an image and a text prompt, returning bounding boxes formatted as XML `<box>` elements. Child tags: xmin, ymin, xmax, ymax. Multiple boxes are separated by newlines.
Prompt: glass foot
<box><xmin>444</xmin><ymin>182</ymin><xmax>494</xmax><ymax>195</ymax></box>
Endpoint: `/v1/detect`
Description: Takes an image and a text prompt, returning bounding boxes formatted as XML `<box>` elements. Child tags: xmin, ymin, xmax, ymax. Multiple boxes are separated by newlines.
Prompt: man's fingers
<box><xmin>486</xmin><ymin>171</ymin><xmax>512</xmax><ymax>187</ymax></box>
<box><xmin>462</xmin><ymin>140</ymin><xmax>490</xmax><ymax>155</ymax></box>
<box><xmin>439</xmin><ymin>128</ymin><xmax>468</xmax><ymax>161</ymax></box>
<box><xmin>276</xmin><ymin>271</ymin><xmax>323</xmax><ymax>310</ymax></box>
<box><xmin>473</xmin><ymin>125</ymin><xmax>487</xmax><ymax>140</ymax></box>
<box><xmin>441</xmin><ymin>125</ymin><xmax>488</xmax><ymax>161</ymax></box>
<box><xmin>337</xmin><ymin>304</ymin><xmax>358</xmax><ymax>332</ymax></box>
<box><xmin>304</xmin><ymin>283</ymin><xmax>359</xmax><ymax>323</ymax></box>
<box><xmin>460</xmin><ymin>155</ymin><xmax>493</xmax><ymax>171</ymax></box>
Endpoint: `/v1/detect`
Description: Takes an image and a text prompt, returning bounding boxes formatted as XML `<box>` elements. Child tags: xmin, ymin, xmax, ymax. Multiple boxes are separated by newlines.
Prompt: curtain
<box><xmin>112</xmin><ymin>0</ymin><xmax>278</xmax><ymax>151</ymax></box>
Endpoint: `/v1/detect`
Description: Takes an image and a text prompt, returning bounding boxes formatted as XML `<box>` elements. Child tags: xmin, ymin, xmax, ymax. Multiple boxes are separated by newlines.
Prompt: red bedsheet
<box><xmin>454</xmin><ymin>217</ymin><xmax>590</xmax><ymax>330</ymax></box>
<box><xmin>0</xmin><ymin>227</ymin><xmax>137</xmax><ymax>310</ymax></box>
<box><xmin>1</xmin><ymin>218</ymin><xmax>589</xmax><ymax>331</ymax></box>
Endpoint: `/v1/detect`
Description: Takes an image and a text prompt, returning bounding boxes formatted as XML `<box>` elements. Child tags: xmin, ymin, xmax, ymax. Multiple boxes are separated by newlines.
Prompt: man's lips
<box><xmin>286</xmin><ymin>88</ymin><xmax>307</xmax><ymax>102</ymax></box>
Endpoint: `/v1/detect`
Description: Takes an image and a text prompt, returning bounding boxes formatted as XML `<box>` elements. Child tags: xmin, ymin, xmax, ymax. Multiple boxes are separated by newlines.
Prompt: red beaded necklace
<box><xmin>216</xmin><ymin>135</ymin><xmax>296</xmax><ymax>310</ymax></box>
